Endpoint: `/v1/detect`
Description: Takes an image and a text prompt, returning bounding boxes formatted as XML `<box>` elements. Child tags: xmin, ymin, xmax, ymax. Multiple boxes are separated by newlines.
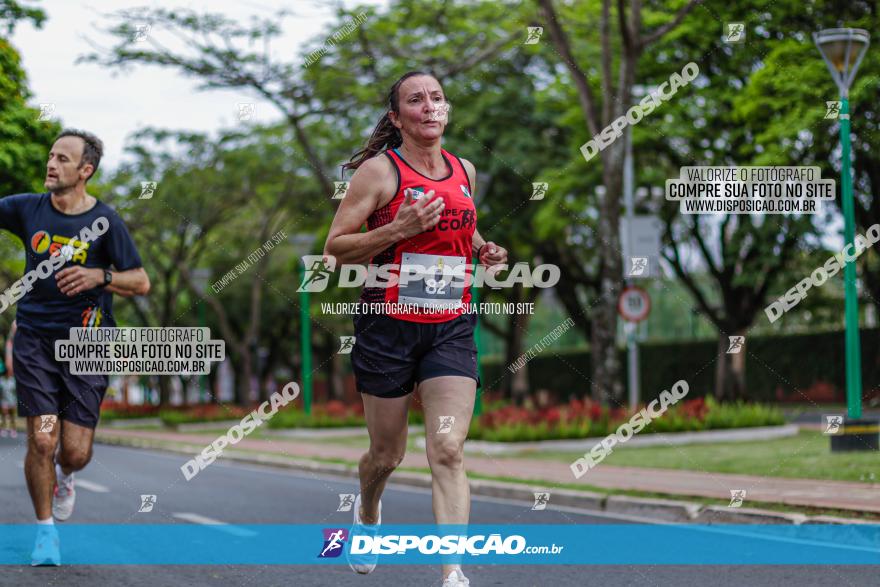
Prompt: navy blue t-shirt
<box><xmin>0</xmin><ymin>193</ymin><xmax>143</xmax><ymax>335</ymax></box>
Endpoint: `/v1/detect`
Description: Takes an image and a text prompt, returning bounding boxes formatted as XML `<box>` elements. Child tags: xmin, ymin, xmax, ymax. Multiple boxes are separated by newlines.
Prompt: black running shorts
<box><xmin>13</xmin><ymin>325</ymin><xmax>109</xmax><ymax>428</ymax></box>
<box><xmin>351</xmin><ymin>311</ymin><xmax>480</xmax><ymax>398</ymax></box>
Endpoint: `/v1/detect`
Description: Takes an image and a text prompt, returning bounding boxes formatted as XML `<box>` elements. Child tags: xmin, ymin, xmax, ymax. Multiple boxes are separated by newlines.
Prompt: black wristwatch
<box><xmin>99</xmin><ymin>269</ymin><xmax>113</xmax><ymax>288</ymax></box>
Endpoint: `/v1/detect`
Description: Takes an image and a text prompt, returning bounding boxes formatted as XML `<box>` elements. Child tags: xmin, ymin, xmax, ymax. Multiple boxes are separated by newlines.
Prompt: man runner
<box><xmin>0</xmin><ymin>129</ymin><xmax>150</xmax><ymax>565</ymax></box>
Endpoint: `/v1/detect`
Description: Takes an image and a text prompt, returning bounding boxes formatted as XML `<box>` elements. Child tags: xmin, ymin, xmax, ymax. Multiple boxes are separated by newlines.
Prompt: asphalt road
<box><xmin>0</xmin><ymin>435</ymin><xmax>873</xmax><ymax>586</ymax></box>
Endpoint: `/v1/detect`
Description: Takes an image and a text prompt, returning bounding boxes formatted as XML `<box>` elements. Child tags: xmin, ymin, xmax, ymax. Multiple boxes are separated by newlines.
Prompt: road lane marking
<box><xmin>101</xmin><ymin>444</ymin><xmax>875</xmax><ymax>553</ymax></box>
<box><xmin>76</xmin><ymin>479</ymin><xmax>110</xmax><ymax>493</ymax></box>
<box><xmin>172</xmin><ymin>512</ymin><xmax>257</xmax><ymax>537</ymax></box>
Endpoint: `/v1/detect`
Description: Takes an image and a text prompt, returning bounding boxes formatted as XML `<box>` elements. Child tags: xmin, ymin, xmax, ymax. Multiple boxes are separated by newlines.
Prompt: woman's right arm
<box><xmin>324</xmin><ymin>156</ymin><xmax>444</xmax><ymax>265</ymax></box>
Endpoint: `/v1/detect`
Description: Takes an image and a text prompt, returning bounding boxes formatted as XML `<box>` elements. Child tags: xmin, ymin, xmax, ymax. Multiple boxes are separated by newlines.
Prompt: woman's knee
<box><xmin>427</xmin><ymin>437</ymin><xmax>464</xmax><ymax>470</ymax></box>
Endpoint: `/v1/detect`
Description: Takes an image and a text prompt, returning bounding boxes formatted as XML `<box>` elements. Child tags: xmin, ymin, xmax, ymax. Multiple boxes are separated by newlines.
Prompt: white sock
<box><xmin>56</xmin><ymin>463</ymin><xmax>72</xmax><ymax>483</ymax></box>
<box><xmin>36</xmin><ymin>517</ymin><xmax>54</xmax><ymax>525</ymax></box>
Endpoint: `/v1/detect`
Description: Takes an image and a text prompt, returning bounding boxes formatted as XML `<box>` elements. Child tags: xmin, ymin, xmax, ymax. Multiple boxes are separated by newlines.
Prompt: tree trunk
<box><xmin>714</xmin><ymin>330</ymin><xmax>746</xmax><ymax>401</ymax></box>
<box><xmin>158</xmin><ymin>376</ymin><xmax>172</xmax><ymax>407</ymax></box>
<box><xmin>502</xmin><ymin>294</ymin><xmax>533</xmax><ymax>405</ymax></box>
<box><xmin>592</xmin><ymin>156</ymin><xmax>625</xmax><ymax>405</ymax></box>
<box><xmin>229</xmin><ymin>346</ymin><xmax>253</xmax><ymax>405</ymax></box>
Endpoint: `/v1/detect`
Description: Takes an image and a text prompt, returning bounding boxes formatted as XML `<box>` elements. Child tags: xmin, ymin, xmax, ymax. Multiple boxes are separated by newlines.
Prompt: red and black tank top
<box><xmin>359</xmin><ymin>147</ymin><xmax>476</xmax><ymax>323</ymax></box>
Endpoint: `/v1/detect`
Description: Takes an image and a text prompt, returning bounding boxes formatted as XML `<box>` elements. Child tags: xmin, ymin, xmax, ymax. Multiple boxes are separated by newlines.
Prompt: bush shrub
<box><xmin>467</xmin><ymin>396</ymin><xmax>784</xmax><ymax>442</ymax></box>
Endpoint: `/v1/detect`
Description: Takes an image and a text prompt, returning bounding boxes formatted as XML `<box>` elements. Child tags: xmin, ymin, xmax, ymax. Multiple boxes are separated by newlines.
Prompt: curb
<box><xmin>95</xmin><ymin>433</ymin><xmax>868</xmax><ymax>526</ymax></box>
<box><xmin>693</xmin><ymin>505</ymin><xmax>807</xmax><ymax>525</ymax></box>
<box><xmin>806</xmin><ymin>515</ymin><xmax>877</xmax><ymax>525</ymax></box>
<box><xmin>605</xmin><ymin>495</ymin><xmax>701</xmax><ymax>522</ymax></box>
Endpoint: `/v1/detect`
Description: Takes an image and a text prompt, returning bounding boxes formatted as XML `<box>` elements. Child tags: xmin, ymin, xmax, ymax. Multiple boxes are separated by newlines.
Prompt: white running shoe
<box><xmin>30</xmin><ymin>525</ymin><xmax>61</xmax><ymax>566</ymax></box>
<box><xmin>52</xmin><ymin>471</ymin><xmax>76</xmax><ymax>521</ymax></box>
<box><xmin>346</xmin><ymin>494</ymin><xmax>381</xmax><ymax>574</ymax></box>
<box><xmin>442</xmin><ymin>568</ymin><xmax>470</xmax><ymax>586</ymax></box>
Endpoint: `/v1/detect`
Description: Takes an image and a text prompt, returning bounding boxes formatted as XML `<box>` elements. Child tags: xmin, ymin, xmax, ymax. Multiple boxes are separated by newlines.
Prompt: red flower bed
<box><xmin>100</xmin><ymin>401</ymin><xmax>161</xmax><ymax>419</ymax></box>
<box><xmin>478</xmin><ymin>396</ymin><xmax>712</xmax><ymax>431</ymax></box>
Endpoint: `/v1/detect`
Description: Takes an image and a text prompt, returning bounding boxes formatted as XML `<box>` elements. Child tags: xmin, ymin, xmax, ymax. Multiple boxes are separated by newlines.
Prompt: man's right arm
<box><xmin>0</xmin><ymin>194</ymin><xmax>26</xmax><ymax>236</ymax></box>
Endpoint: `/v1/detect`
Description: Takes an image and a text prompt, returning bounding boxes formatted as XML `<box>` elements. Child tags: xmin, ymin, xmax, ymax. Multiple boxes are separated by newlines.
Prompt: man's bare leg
<box><xmin>24</xmin><ymin>415</ymin><xmax>60</xmax><ymax>520</ymax></box>
<box><xmin>56</xmin><ymin>419</ymin><xmax>96</xmax><ymax>475</ymax></box>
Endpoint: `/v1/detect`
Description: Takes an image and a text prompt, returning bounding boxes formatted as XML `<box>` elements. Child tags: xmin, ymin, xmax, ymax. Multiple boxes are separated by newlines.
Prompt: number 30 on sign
<box><xmin>618</xmin><ymin>286</ymin><xmax>651</xmax><ymax>323</ymax></box>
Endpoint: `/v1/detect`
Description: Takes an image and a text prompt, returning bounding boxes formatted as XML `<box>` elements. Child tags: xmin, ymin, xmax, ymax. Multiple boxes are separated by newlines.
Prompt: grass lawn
<box><xmin>512</xmin><ymin>430</ymin><xmax>879</xmax><ymax>483</ymax></box>
<box><xmin>103</xmin><ymin>437</ymin><xmax>877</xmax><ymax>521</ymax></box>
<box><xmin>101</xmin><ymin>425</ymin><xmax>879</xmax><ymax>484</ymax></box>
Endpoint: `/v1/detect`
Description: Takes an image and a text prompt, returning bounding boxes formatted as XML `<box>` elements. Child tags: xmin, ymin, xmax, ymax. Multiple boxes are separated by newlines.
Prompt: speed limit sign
<box><xmin>618</xmin><ymin>286</ymin><xmax>651</xmax><ymax>323</ymax></box>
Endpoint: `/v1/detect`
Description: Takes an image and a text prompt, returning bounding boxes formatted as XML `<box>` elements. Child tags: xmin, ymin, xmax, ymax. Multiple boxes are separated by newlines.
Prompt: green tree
<box><xmin>536</xmin><ymin>0</ymin><xmax>703</xmax><ymax>403</ymax></box>
<box><xmin>0</xmin><ymin>1</ymin><xmax>58</xmax><ymax>336</ymax></box>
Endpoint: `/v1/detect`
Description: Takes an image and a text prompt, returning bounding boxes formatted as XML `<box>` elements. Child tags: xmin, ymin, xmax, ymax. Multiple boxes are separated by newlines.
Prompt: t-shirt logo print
<box><xmin>81</xmin><ymin>306</ymin><xmax>103</xmax><ymax>328</ymax></box>
<box><xmin>460</xmin><ymin>184</ymin><xmax>471</xmax><ymax>198</ymax></box>
<box><xmin>31</xmin><ymin>231</ymin><xmax>51</xmax><ymax>254</ymax></box>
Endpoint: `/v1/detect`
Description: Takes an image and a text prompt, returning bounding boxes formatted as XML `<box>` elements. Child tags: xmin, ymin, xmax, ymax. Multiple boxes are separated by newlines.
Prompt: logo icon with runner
<box><xmin>726</xmin><ymin>336</ymin><xmax>745</xmax><ymax>354</ymax></box>
<box><xmin>319</xmin><ymin>528</ymin><xmax>348</xmax><ymax>558</ymax></box>
<box><xmin>532</xmin><ymin>492</ymin><xmax>550</xmax><ymax>510</ymax></box>
<box><xmin>629</xmin><ymin>257</ymin><xmax>648</xmax><ymax>276</ymax></box>
<box><xmin>38</xmin><ymin>103</ymin><xmax>55</xmax><ymax>122</ymax></box>
<box><xmin>138</xmin><ymin>494</ymin><xmax>157</xmax><ymax>513</ymax></box>
<box><xmin>337</xmin><ymin>494</ymin><xmax>355</xmax><ymax>512</ymax></box>
<box><xmin>823</xmin><ymin>415</ymin><xmax>843</xmax><ymax>435</ymax></box>
<box><xmin>332</xmin><ymin>182</ymin><xmax>350</xmax><ymax>200</ymax></box>
<box><xmin>38</xmin><ymin>415</ymin><xmax>57</xmax><ymax>433</ymax></box>
<box><xmin>530</xmin><ymin>182</ymin><xmax>548</xmax><ymax>200</ymax></box>
<box><xmin>298</xmin><ymin>255</ymin><xmax>336</xmax><ymax>293</ymax></box>
<box><xmin>824</xmin><ymin>101</ymin><xmax>842</xmax><ymax>119</ymax></box>
<box><xmin>437</xmin><ymin>416</ymin><xmax>455</xmax><ymax>434</ymax></box>
<box><xmin>728</xmin><ymin>489</ymin><xmax>746</xmax><ymax>508</ymax></box>
<box><xmin>337</xmin><ymin>336</ymin><xmax>355</xmax><ymax>355</ymax></box>
<box><xmin>524</xmin><ymin>27</ymin><xmax>543</xmax><ymax>45</ymax></box>
<box><xmin>725</xmin><ymin>23</ymin><xmax>745</xmax><ymax>43</ymax></box>
<box><xmin>140</xmin><ymin>181</ymin><xmax>157</xmax><ymax>199</ymax></box>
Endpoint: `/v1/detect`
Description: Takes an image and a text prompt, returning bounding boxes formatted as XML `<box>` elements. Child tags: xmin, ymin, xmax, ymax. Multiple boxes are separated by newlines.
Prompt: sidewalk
<box><xmin>96</xmin><ymin>428</ymin><xmax>880</xmax><ymax>515</ymax></box>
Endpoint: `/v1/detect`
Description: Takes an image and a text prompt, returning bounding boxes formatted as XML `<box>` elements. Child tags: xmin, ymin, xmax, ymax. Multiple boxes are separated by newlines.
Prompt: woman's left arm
<box><xmin>461</xmin><ymin>158</ymin><xmax>508</xmax><ymax>267</ymax></box>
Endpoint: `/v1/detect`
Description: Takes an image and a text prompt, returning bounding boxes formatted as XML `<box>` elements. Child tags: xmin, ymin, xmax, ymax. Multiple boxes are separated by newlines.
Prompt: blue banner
<box><xmin>2</xmin><ymin>524</ymin><xmax>878</xmax><ymax>565</ymax></box>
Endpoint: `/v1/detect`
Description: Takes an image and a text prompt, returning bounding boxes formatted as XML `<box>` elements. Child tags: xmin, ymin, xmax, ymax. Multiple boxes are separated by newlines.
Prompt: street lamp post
<box><xmin>190</xmin><ymin>268</ymin><xmax>212</xmax><ymax>404</ymax></box>
<box><xmin>470</xmin><ymin>266</ymin><xmax>483</xmax><ymax>417</ymax></box>
<box><xmin>813</xmin><ymin>28</ymin><xmax>878</xmax><ymax>451</ymax></box>
<box><xmin>290</xmin><ymin>234</ymin><xmax>317</xmax><ymax>416</ymax></box>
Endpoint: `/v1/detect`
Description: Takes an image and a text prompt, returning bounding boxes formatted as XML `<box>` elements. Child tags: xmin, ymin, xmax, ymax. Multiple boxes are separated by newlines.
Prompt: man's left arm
<box><xmin>56</xmin><ymin>266</ymin><xmax>149</xmax><ymax>297</ymax></box>
<box><xmin>55</xmin><ymin>211</ymin><xmax>150</xmax><ymax>298</ymax></box>
<box><xmin>106</xmin><ymin>267</ymin><xmax>150</xmax><ymax>297</ymax></box>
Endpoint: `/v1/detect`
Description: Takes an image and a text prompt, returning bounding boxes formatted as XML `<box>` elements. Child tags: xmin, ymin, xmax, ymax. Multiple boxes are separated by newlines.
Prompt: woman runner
<box><xmin>324</xmin><ymin>71</ymin><xmax>507</xmax><ymax>586</ymax></box>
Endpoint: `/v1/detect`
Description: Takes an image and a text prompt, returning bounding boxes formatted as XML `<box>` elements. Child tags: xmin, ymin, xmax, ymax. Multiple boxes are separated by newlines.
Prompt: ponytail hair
<box><xmin>342</xmin><ymin>70</ymin><xmax>432</xmax><ymax>174</ymax></box>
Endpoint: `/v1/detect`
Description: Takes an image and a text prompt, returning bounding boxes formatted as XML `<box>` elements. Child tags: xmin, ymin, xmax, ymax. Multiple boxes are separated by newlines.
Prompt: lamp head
<box><xmin>813</xmin><ymin>28</ymin><xmax>870</xmax><ymax>96</ymax></box>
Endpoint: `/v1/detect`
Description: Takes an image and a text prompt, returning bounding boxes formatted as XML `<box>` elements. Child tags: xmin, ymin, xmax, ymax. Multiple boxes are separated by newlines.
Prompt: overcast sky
<box><xmin>10</xmin><ymin>0</ymin><xmax>387</xmax><ymax>171</ymax></box>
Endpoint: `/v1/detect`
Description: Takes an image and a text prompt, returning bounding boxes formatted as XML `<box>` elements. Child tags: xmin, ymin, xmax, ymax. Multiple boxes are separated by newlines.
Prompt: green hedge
<box><xmin>481</xmin><ymin>328</ymin><xmax>880</xmax><ymax>403</ymax></box>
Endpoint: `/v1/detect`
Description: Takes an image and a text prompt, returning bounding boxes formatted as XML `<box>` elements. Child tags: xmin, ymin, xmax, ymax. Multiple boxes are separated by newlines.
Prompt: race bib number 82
<box><xmin>398</xmin><ymin>252</ymin><xmax>466</xmax><ymax>310</ymax></box>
